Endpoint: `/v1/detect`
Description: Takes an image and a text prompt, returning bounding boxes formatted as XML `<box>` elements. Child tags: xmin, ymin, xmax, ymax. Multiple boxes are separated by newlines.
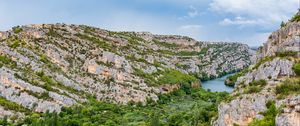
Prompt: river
<box><xmin>201</xmin><ymin>73</ymin><xmax>235</xmax><ymax>92</ymax></box>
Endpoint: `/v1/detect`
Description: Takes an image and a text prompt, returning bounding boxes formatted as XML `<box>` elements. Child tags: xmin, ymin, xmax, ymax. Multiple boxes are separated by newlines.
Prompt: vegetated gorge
<box><xmin>0</xmin><ymin>11</ymin><xmax>299</xmax><ymax>126</ymax></box>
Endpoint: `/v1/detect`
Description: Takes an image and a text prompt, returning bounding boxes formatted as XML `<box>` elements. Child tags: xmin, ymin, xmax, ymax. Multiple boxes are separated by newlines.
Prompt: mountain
<box><xmin>215</xmin><ymin>12</ymin><xmax>300</xmax><ymax>126</ymax></box>
<box><xmin>0</xmin><ymin>23</ymin><xmax>251</xmax><ymax>123</ymax></box>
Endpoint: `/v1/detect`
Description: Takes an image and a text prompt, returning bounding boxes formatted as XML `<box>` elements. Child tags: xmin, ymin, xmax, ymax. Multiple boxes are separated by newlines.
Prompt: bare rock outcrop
<box><xmin>276</xmin><ymin>95</ymin><xmax>300</xmax><ymax>126</ymax></box>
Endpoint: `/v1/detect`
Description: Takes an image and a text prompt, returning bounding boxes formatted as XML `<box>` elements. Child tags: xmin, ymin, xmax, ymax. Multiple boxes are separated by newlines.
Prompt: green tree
<box><xmin>280</xmin><ymin>21</ymin><xmax>286</xmax><ymax>28</ymax></box>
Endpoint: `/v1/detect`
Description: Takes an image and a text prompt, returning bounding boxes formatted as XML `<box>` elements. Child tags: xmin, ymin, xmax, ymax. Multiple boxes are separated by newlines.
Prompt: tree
<box><xmin>280</xmin><ymin>21</ymin><xmax>286</xmax><ymax>28</ymax></box>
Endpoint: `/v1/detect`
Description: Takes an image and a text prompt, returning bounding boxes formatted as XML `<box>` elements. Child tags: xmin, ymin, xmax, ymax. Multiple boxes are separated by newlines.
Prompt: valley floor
<box><xmin>1</xmin><ymin>88</ymin><xmax>229</xmax><ymax>126</ymax></box>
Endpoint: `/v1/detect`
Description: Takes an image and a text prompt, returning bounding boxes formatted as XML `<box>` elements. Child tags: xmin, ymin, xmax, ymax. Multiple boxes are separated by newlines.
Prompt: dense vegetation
<box><xmin>0</xmin><ymin>55</ymin><xmax>17</xmax><ymax>68</ymax></box>
<box><xmin>290</xmin><ymin>14</ymin><xmax>300</xmax><ymax>22</ymax></box>
<box><xmin>244</xmin><ymin>80</ymin><xmax>267</xmax><ymax>94</ymax></box>
<box><xmin>292</xmin><ymin>63</ymin><xmax>300</xmax><ymax>76</ymax></box>
<box><xmin>275</xmin><ymin>78</ymin><xmax>300</xmax><ymax>99</ymax></box>
<box><xmin>0</xmin><ymin>97</ymin><xmax>29</xmax><ymax>113</ymax></box>
<box><xmin>133</xmin><ymin>68</ymin><xmax>197</xmax><ymax>87</ymax></box>
<box><xmin>3</xmin><ymin>87</ymin><xmax>229</xmax><ymax>126</ymax></box>
<box><xmin>12</xmin><ymin>26</ymin><xmax>23</xmax><ymax>34</ymax></box>
<box><xmin>275</xmin><ymin>51</ymin><xmax>297</xmax><ymax>57</ymax></box>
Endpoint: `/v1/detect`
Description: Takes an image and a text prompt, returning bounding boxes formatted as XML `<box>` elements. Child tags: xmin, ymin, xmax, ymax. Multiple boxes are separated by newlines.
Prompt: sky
<box><xmin>0</xmin><ymin>0</ymin><xmax>299</xmax><ymax>46</ymax></box>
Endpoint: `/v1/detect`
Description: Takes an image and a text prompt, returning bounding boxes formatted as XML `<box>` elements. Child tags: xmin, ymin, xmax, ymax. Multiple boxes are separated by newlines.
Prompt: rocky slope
<box><xmin>215</xmin><ymin>12</ymin><xmax>300</xmax><ymax>126</ymax></box>
<box><xmin>0</xmin><ymin>24</ymin><xmax>251</xmax><ymax>119</ymax></box>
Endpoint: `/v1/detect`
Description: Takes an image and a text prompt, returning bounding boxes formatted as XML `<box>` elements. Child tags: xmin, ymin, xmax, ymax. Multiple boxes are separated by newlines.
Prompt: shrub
<box><xmin>177</xmin><ymin>51</ymin><xmax>199</xmax><ymax>56</ymax></box>
<box><xmin>266</xmin><ymin>100</ymin><xmax>275</xmax><ymax>109</ymax></box>
<box><xmin>290</xmin><ymin>14</ymin><xmax>300</xmax><ymax>22</ymax></box>
<box><xmin>0</xmin><ymin>55</ymin><xmax>17</xmax><ymax>68</ymax></box>
<box><xmin>0</xmin><ymin>97</ymin><xmax>29</xmax><ymax>113</ymax></box>
<box><xmin>275</xmin><ymin>79</ymin><xmax>300</xmax><ymax>98</ymax></box>
<box><xmin>157</xmin><ymin>69</ymin><xmax>197</xmax><ymax>85</ymax></box>
<box><xmin>12</xmin><ymin>26</ymin><xmax>23</xmax><ymax>34</ymax></box>
<box><xmin>47</xmin><ymin>27</ymin><xmax>62</xmax><ymax>38</ymax></box>
<box><xmin>245</xmin><ymin>86</ymin><xmax>261</xmax><ymax>94</ymax></box>
<box><xmin>40</xmin><ymin>55</ymin><xmax>50</xmax><ymax>63</ymax></box>
<box><xmin>249</xmin><ymin>80</ymin><xmax>267</xmax><ymax>87</ymax></box>
<box><xmin>244</xmin><ymin>80</ymin><xmax>267</xmax><ymax>94</ymax></box>
<box><xmin>275</xmin><ymin>51</ymin><xmax>297</xmax><ymax>57</ymax></box>
<box><xmin>292</xmin><ymin>63</ymin><xmax>300</xmax><ymax>76</ymax></box>
<box><xmin>75</xmin><ymin>33</ymin><xmax>113</xmax><ymax>52</ymax></box>
<box><xmin>9</xmin><ymin>38</ymin><xmax>25</xmax><ymax>49</ymax></box>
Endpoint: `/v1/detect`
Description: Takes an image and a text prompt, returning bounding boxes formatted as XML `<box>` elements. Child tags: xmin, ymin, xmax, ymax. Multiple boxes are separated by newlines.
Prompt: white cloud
<box><xmin>176</xmin><ymin>24</ymin><xmax>203</xmax><ymax>40</ymax></box>
<box><xmin>179</xmin><ymin>24</ymin><xmax>202</xmax><ymax>30</ymax></box>
<box><xmin>219</xmin><ymin>16</ymin><xmax>265</xmax><ymax>26</ymax></box>
<box><xmin>210</xmin><ymin>0</ymin><xmax>298</xmax><ymax>27</ymax></box>
<box><xmin>179</xmin><ymin>5</ymin><xmax>201</xmax><ymax>20</ymax></box>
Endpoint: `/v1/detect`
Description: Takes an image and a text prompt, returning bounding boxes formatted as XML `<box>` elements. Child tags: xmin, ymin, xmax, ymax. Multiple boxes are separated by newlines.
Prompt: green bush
<box><xmin>245</xmin><ymin>86</ymin><xmax>261</xmax><ymax>94</ymax></box>
<box><xmin>75</xmin><ymin>33</ymin><xmax>113</xmax><ymax>52</ymax></box>
<box><xmin>47</xmin><ymin>27</ymin><xmax>62</xmax><ymax>38</ymax></box>
<box><xmin>133</xmin><ymin>68</ymin><xmax>197</xmax><ymax>87</ymax></box>
<box><xmin>292</xmin><ymin>63</ymin><xmax>300</xmax><ymax>76</ymax></box>
<box><xmin>275</xmin><ymin>79</ymin><xmax>300</xmax><ymax>98</ymax></box>
<box><xmin>280</xmin><ymin>21</ymin><xmax>286</xmax><ymax>28</ymax></box>
<box><xmin>275</xmin><ymin>51</ymin><xmax>297</xmax><ymax>57</ymax></box>
<box><xmin>0</xmin><ymin>55</ymin><xmax>17</xmax><ymax>68</ymax></box>
<box><xmin>0</xmin><ymin>97</ymin><xmax>29</xmax><ymax>113</ymax></box>
<box><xmin>158</xmin><ymin>69</ymin><xmax>197</xmax><ymax>85</ymax></box>
<box><xmin>40</xmin><ymin>55</ymin><xmax>50</xmax><ymax>63</ymax></box>
<box><xmin>12</xmin><ymin>26</ymin><xmax>23</xmax><ymax>34</ymax></box>
<box><xmin>244</xmin><ymin>80</ymin><xmax>267</xmax><ymax>94</ymax></box>
<box><xmin>9</xmin><ymin>39</ymin><xmax>21</xmax><ymax>49</ymax></box>
<box><xmin>177</xmin><ymin>51</ymin><xmax>199</xmax><ymax>56</ymax></box>
<box><xmin>249</xmin><ymin>80</ymin><xmax>267</xmax><ymax>87</ymax></box>
<box><xmin>290</xmin><ymin>14</ymin><xmax>300</xmax><ymax>22</ymax></box>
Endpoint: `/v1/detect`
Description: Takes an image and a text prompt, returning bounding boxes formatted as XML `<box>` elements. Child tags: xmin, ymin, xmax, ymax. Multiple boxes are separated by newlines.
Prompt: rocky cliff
<box><xmin>0</xmin><ymin>24</ymin><xmax>251</xmax><ymax>118</ymax></box>
<box><xmin>215</xmin><ymin>12</ymin><xmax>300</xmax><ymax>126</ymax></box>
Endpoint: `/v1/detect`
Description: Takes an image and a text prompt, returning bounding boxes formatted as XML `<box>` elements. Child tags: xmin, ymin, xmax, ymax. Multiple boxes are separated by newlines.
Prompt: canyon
<box><xmin>0</xmin><ymin>11</ymin><xmax>299</xmax><ymax>126</ymax></box>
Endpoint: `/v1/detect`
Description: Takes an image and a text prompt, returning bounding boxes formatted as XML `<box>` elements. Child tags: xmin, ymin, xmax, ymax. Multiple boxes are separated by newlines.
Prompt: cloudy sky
<box><xmin>0</xmin><ymin>0</ymin><xmax>299</xmax><ymax>46</ymax></box>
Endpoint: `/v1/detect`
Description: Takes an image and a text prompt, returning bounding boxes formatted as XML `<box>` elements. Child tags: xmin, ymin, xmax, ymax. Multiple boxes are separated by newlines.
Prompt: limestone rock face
<box><xmin>276</xmin><ymin>95</ymin><xmax>300</xmax><ymax>126</ymax></box>
<box><xmin>262</xmin><ymin>21</ymin><xmax>300</xmax><ymax>57</ymax></box>
<box><xmin>236</xmin><ymin>58</ymin><xmax>295</xmax><ymax>85</ymax></box>
<box><xmin>214</xmin><ymin>93</ymin><xmax>275</xmax><ymax>126</ymax></box>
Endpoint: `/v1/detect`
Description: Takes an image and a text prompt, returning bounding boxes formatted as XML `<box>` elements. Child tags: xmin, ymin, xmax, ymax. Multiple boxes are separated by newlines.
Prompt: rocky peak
<box><xmin>261</xmin><ymin>22</ymin><xmax>300</xmax><ymax>58</ymax></box>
